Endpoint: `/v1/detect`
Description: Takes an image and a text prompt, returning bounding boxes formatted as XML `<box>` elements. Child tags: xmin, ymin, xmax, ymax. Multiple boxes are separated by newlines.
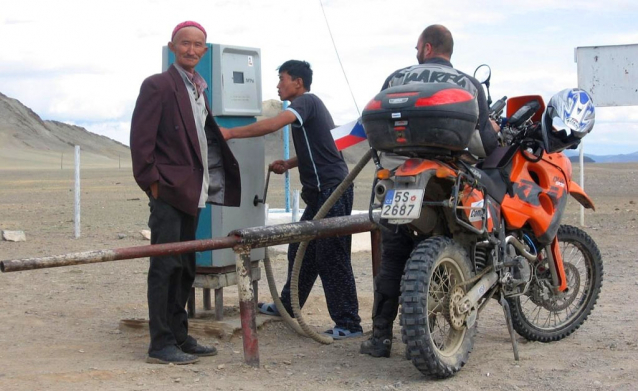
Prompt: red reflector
<box><xmin>387</xmin><ymin>92</ymin><xmax>419</xmax><ymax>98</ymax></box>
<box><xmin>415</xmin><ymin>89</ymin><xmax>474</xmax><ymax>107</ymax></box>
<box><xmin>394</xmin><ymin>126</ymin><xmax>406</xmax><ymax>131</ymax></box>
<box><xmin>403</xmin><ymin>158</ymin><xmax>420</xmax><ymax>169</ymax></box>
<box><xmin>364</xmin><ymin>99</ymin><xmax>382</xmax><ymax>110</ymax></box>
<box><xmin>396</xmin><ymin>137</ymin><xmax>407</xmax><ymax>143</ymax></box>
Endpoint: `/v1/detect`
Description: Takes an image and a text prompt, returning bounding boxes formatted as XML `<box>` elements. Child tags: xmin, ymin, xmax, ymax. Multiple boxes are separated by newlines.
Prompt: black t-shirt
<box><xmin>287</xmin><ymin>93</ymin><xmax>348</xmax><ymax>191</ymax></box>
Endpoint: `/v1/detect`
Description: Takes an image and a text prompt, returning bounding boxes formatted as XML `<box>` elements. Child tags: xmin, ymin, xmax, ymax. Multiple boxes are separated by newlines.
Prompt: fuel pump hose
<box><xmin>263</xmin><ymin>149</ymin><xmax>373</xmax><ymax>344</ymax></box>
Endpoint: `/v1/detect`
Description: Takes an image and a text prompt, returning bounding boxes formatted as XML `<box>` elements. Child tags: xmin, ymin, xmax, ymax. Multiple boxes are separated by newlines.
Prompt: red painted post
<box><xmin>235</xmin><ymin>245</ymin><xmax>259</xmax><ymax>367</ymax></box>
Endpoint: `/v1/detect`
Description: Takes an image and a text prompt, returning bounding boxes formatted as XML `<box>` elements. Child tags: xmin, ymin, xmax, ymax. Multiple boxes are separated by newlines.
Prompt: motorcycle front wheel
<box><xmin>400</xmin><ymin>236</ymin><xmax>476</xmax><ymax>378</ymax></box>
<box><xmin>508</xmin><ymin>224</ymin><xmax>603</xmax><ymax>341</ymax></box>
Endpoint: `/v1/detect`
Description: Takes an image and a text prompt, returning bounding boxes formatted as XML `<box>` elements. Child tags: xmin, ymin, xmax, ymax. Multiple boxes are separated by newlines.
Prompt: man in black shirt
<box><xmin>221</xmin><ymin>60</ymin><xmax>362</xmax><ymax>339</ymax></box>
<box><xmin>360</xmin><ymin>24</ymin><xmax>499</xmax><ymax>358</ymax></box>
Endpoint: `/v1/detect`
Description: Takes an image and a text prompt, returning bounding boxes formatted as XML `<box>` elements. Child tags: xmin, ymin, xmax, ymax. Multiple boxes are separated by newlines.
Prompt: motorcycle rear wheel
<box><xmin>508</xmin><ymin>224</ymin><xmax>603</xmax><ymax>341</ymax></box>
<box><xmin>400</xmin><ymin>237</ymin><xmax>476</xmax><ymax>378</ymax></box>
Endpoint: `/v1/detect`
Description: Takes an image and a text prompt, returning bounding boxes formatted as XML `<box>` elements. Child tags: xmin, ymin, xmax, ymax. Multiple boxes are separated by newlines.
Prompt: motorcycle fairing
<box><xmin>500</xmin><ymin>152</ymin><xmax>570</xmax><ymax>246</ymax></box>
<box><xmin>568</xmin><ymin>181</ymin><xmax>596</xmax><ymax>210</ymax></box>
<box><xmin>459</xmin><ymin>185</ymin><xmax>494</xmax><ymax>232</ymax></box>
<box><xmin>506</xmin><ymin>95</ymin><xmax>545</xmax><ymax>123</ymax></box>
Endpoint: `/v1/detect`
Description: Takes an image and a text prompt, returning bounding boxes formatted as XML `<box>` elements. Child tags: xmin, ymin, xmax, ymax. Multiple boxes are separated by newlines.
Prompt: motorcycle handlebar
<box><xmin>490</xmin><ymin>96</ymin><xmax>507</xmax><ymax>116</ymax></box>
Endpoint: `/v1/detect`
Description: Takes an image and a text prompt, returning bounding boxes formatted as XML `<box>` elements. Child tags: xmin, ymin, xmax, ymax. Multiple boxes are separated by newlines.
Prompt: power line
<box><xmin>318</xmin><ymin>0</ymin><xmax>360</xmax><ymax>116</ymax></box>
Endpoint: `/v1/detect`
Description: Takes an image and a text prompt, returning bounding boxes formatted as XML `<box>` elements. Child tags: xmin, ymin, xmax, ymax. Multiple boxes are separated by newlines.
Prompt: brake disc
<box><xmin>541</xmin><ymin>263</ymin><xmax>581</xmax><ymax>311</ymax></box>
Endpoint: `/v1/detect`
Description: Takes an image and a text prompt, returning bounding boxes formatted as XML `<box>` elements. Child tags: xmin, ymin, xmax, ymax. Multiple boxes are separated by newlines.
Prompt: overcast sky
<box><xmin>1</xmin><ymin>0</ymin><xmax>637</xmax><ymax>155</ymax></box>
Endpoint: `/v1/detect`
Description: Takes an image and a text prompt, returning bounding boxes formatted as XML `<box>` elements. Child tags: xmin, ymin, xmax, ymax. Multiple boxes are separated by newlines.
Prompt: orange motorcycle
<box><xmin>362</xmin><ymin>66</ymin><xmax>603</xmax><ymax>378</ymax></box>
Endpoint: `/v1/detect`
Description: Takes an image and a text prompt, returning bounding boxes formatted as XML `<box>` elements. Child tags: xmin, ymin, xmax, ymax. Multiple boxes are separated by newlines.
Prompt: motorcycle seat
<box><xmin>474</xmin><ymin>167</ymin><xmax>508</xmax><ymax>203</ymax></box>
<box><xmin>474</xmin><ymin>146</ymin><xmax>518</xmax><ymax>203</ymax></box>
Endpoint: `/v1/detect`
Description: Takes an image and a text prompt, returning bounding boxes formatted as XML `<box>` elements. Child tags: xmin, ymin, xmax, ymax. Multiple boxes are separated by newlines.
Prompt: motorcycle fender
<box><xmin>395</xmin><ymin>159</ymin><xmax>457</xmax><ymax>178</ymax></box>
<box><xmin>385</xmin><ymin>159</ymin><xmax>455</xmax><ymax>234</ymax></box>
<box><xmin>569</xmin><ymin>181</ymin><xmax>596</xmax><ymax>211</ymax></box>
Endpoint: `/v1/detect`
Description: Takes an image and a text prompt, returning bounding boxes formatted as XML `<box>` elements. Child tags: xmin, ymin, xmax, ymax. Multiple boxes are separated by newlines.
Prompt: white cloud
<box><xmin>73</xmin><ymin>121</ymin><xmax>132</xmax><ymax>146</ymax></box>
<box><xmin>1</xmin><ymin>0</ymin><xmax>637</xmax><ymax>155</ymax></box>
<box><xmin>583</xmin><ymin>121</ymin><xmax>638</xmax><ymax>155</ymax></box>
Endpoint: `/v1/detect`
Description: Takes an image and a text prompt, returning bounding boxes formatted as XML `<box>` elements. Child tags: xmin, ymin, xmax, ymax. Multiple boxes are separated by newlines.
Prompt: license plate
<box><xmin>381</xmin><ymin>189</ymin><xmax>424</xmax><ymax>220</ymax></box>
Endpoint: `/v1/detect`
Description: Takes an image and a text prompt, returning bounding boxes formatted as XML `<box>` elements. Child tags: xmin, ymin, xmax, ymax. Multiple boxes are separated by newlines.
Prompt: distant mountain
<box><xmin>563</xmin><ymin>150</ymin><xmax>638</xmax><ymax>163</ymax></box>
<box><xmin>0</xmin><ymin>92</ymin><xmax>129</xmax><ymax>166</ymax></box>
<box><xmin>0</xmin><ymin>94</ymin><xmax>365</xmax><ymax>169</ymax></box>
<box><xmin>568</xmin><ymin>155</ymin><xmax>596</xmax><ymax>163</ymax></box>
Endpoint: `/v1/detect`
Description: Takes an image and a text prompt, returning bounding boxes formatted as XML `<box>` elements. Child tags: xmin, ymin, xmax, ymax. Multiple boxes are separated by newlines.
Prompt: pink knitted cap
<box><xmin>171</xmin><ymin>21</ymin><xmax>207</xmax><ymax>41</ymax></box>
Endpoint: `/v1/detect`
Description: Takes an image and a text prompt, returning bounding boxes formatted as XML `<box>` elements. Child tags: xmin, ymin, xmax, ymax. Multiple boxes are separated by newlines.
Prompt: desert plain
<box><xmin>1</xmin><ymin>157</ymin><xmax>638</xmax><ymax>391</ymax></box>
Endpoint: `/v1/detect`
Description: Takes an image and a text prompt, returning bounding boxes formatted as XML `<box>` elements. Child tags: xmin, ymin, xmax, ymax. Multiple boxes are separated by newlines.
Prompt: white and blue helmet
<box><xmin>542</xmin><ymin>88</ymin><xmax>595</xmax><ymax>151</ymax></box>
<box><xmin>544</xmin><ymin>88</ymin><xmax>595</xmax><ymax>138</ymax></box>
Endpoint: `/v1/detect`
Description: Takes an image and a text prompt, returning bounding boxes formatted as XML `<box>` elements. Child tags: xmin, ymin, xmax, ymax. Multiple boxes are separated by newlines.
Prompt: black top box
<box><xmin>362</xmin><ymin>83</ymin><xmax>479</xmax><ymax>156</ymax></box>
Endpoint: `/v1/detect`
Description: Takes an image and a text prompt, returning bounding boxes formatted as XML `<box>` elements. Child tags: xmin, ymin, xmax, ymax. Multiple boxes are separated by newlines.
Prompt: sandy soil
<box><xmin>1</xmin><ymin>163</ymin><xmax>638</xmax><ymax>391</ymax></box>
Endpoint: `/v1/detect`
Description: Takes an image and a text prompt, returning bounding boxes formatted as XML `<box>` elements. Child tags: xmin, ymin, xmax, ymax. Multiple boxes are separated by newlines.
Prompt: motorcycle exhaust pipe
<box><xmin>374</xmin><ymin>179</ymin><xmax>393</xmax><ymax>202</ymax></box>
<box><xmin>505</xmin><ymin>235</ymin><xmax>537</xmax><ymax>262</ymax></box>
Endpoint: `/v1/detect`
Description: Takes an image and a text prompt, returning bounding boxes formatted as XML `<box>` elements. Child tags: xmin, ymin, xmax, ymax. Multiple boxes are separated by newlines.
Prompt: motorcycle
<box><xmin>361</xmin><ymin>65</ymin><xmax>603</xmax><ymax>378</ymax></box>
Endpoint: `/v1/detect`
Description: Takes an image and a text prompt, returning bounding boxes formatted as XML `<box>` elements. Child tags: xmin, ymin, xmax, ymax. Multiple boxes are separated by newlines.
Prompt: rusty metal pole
<box><xmin>2</xmin><ymin>214</ymin><xmax>378</xmax><ymax>273</ymax></box>
<box><xmin>232</xmin><ymin>213</ymin><xmax>377</xmax><ymax>247</ymax></box>
<box><xmin>235</xmin><ymin>245</ymin><xmax>259</xmax><ymax>367</ymax></box>
<box><xmin>0</xmin><ymin>236</ymin><xmax>240</xmax><ymax>273</ymax></box>
<box><xmin>0</xmin><ymin>213</ymin><xmax>380</xmax><ymax>367</ymax></box>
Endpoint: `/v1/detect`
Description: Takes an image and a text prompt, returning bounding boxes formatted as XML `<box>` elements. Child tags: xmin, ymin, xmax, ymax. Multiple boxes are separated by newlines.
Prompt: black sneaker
<box><xmin>179</xmin><ymin>336</ymin><xmax>218</xmax><ymax>357</ymax></box>
<box><xmin>146</xmin><ymin>345</ymin><xmax>199</xmax><ymax>365</ymax></box>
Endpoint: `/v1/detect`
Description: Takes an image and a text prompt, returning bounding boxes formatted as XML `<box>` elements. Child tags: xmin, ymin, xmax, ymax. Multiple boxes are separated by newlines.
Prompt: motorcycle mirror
<box><xmin>474</xmin><ymin>64</ymin><xmax>492</xmax><ymax>106</ymax></box>
<box><xmin>474</xmin><ymin>64</ymin><xmax>491</xmax><ymax>86</ymax></box>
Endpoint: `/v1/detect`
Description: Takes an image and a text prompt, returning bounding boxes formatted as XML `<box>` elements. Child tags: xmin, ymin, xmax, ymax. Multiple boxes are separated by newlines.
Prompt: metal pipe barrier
<box><xmin>0</xmin><ymin>214</ymin><xmax>377</xmax><ymax>273</ymax></box>
<box><xmin>1</xmin><ymin>212</ymin><xmax>379</xmax><ymax>367</ymax></box>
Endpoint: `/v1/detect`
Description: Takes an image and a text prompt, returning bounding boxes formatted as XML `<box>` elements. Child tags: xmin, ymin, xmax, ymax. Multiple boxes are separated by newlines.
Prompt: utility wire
<box><xmin>319</xmin><ymin>0</ymin><xmax>361</xmax><ymax>116</ymax></box>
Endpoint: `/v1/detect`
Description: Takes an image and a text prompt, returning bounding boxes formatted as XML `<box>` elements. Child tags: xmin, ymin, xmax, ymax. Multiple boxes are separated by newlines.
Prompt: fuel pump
<box><xmin>163</xmin><ymin>43</ymin><xmax>265</xmax><ymax>318</ymax></box>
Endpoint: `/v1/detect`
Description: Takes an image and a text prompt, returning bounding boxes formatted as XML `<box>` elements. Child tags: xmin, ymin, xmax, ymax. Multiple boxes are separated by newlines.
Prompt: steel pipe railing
<box><xmin>1</xmin><ymin>213</ymin><xmax>378</xmax><ymax>273</ymax></box>
<box><xmin>0</xmin><ymin>212</ymin><xmax>380</xmax><ymax>367</ymax></box>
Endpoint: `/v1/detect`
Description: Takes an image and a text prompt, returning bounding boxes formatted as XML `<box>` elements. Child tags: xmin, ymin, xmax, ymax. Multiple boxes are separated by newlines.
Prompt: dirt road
<box><xmin>1</xmin><ymin>164</ymin><xmax>637</xmax><ymax>390</ymax></box>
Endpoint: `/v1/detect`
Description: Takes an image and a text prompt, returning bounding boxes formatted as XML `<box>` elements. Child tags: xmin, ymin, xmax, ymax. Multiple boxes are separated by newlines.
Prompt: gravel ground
<box><xmin>1</xmin><ymin>163</ymin><xmax>637</xmax><ymax>390</ymax></box>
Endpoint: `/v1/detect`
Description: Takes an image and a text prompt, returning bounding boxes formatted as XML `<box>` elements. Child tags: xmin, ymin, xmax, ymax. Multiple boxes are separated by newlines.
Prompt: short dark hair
<box><xmin>420</xmin><ymin>25</ymin><xmax>454</xmax><ymax>57</ymax></box>
<box><xmin>278</xmin><ymin>60</ymin><xmax>313</xmax><ymax>91</ymax></box>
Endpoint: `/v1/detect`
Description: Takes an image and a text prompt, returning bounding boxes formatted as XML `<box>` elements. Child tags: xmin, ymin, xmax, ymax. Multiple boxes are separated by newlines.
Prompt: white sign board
<box><xmin>575</xmin><ymin>44</ymin><xmax>638</xmax><ymax>107</ymax></box>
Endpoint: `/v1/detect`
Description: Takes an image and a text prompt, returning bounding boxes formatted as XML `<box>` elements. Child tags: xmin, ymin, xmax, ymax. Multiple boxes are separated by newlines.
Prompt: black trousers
<box><xmin>146</xmin><ymin>197</ymin><xmax>199</xmax><ymax>353</ymax></box>
<box><xmin>375</xmin><ymin>225</ymin><xmax>423</xmax><ymax>300</ymax></box>
<box><xmin>279</xmin><ymin>185</ymin><xmax>362</xmax><ymax>332</ymax></box>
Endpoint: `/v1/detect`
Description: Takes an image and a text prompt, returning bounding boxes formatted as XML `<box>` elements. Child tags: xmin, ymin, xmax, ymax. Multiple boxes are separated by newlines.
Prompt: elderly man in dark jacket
<box><xmin>131</xmin><ymin>21</ymin><xmax>241</xmax><ymax>365</ymax></box>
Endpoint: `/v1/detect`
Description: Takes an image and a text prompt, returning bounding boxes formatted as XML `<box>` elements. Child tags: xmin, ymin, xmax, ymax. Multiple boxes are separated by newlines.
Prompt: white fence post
<box><xmin>292</xmin><ymin>190</ymin><xmax>300</xmax><ymax>222</ymax></box>
<box><xmin>74</xmin><ymin>146</ymin><xmax>81</xmax><ymax>238</ymax></box>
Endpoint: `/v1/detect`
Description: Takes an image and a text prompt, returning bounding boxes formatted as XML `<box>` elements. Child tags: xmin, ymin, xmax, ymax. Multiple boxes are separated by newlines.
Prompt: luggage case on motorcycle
<box><xmin>362</xmin><ymin>82</ymin><xmax>479</xmax><ymax>156</ymax></box>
